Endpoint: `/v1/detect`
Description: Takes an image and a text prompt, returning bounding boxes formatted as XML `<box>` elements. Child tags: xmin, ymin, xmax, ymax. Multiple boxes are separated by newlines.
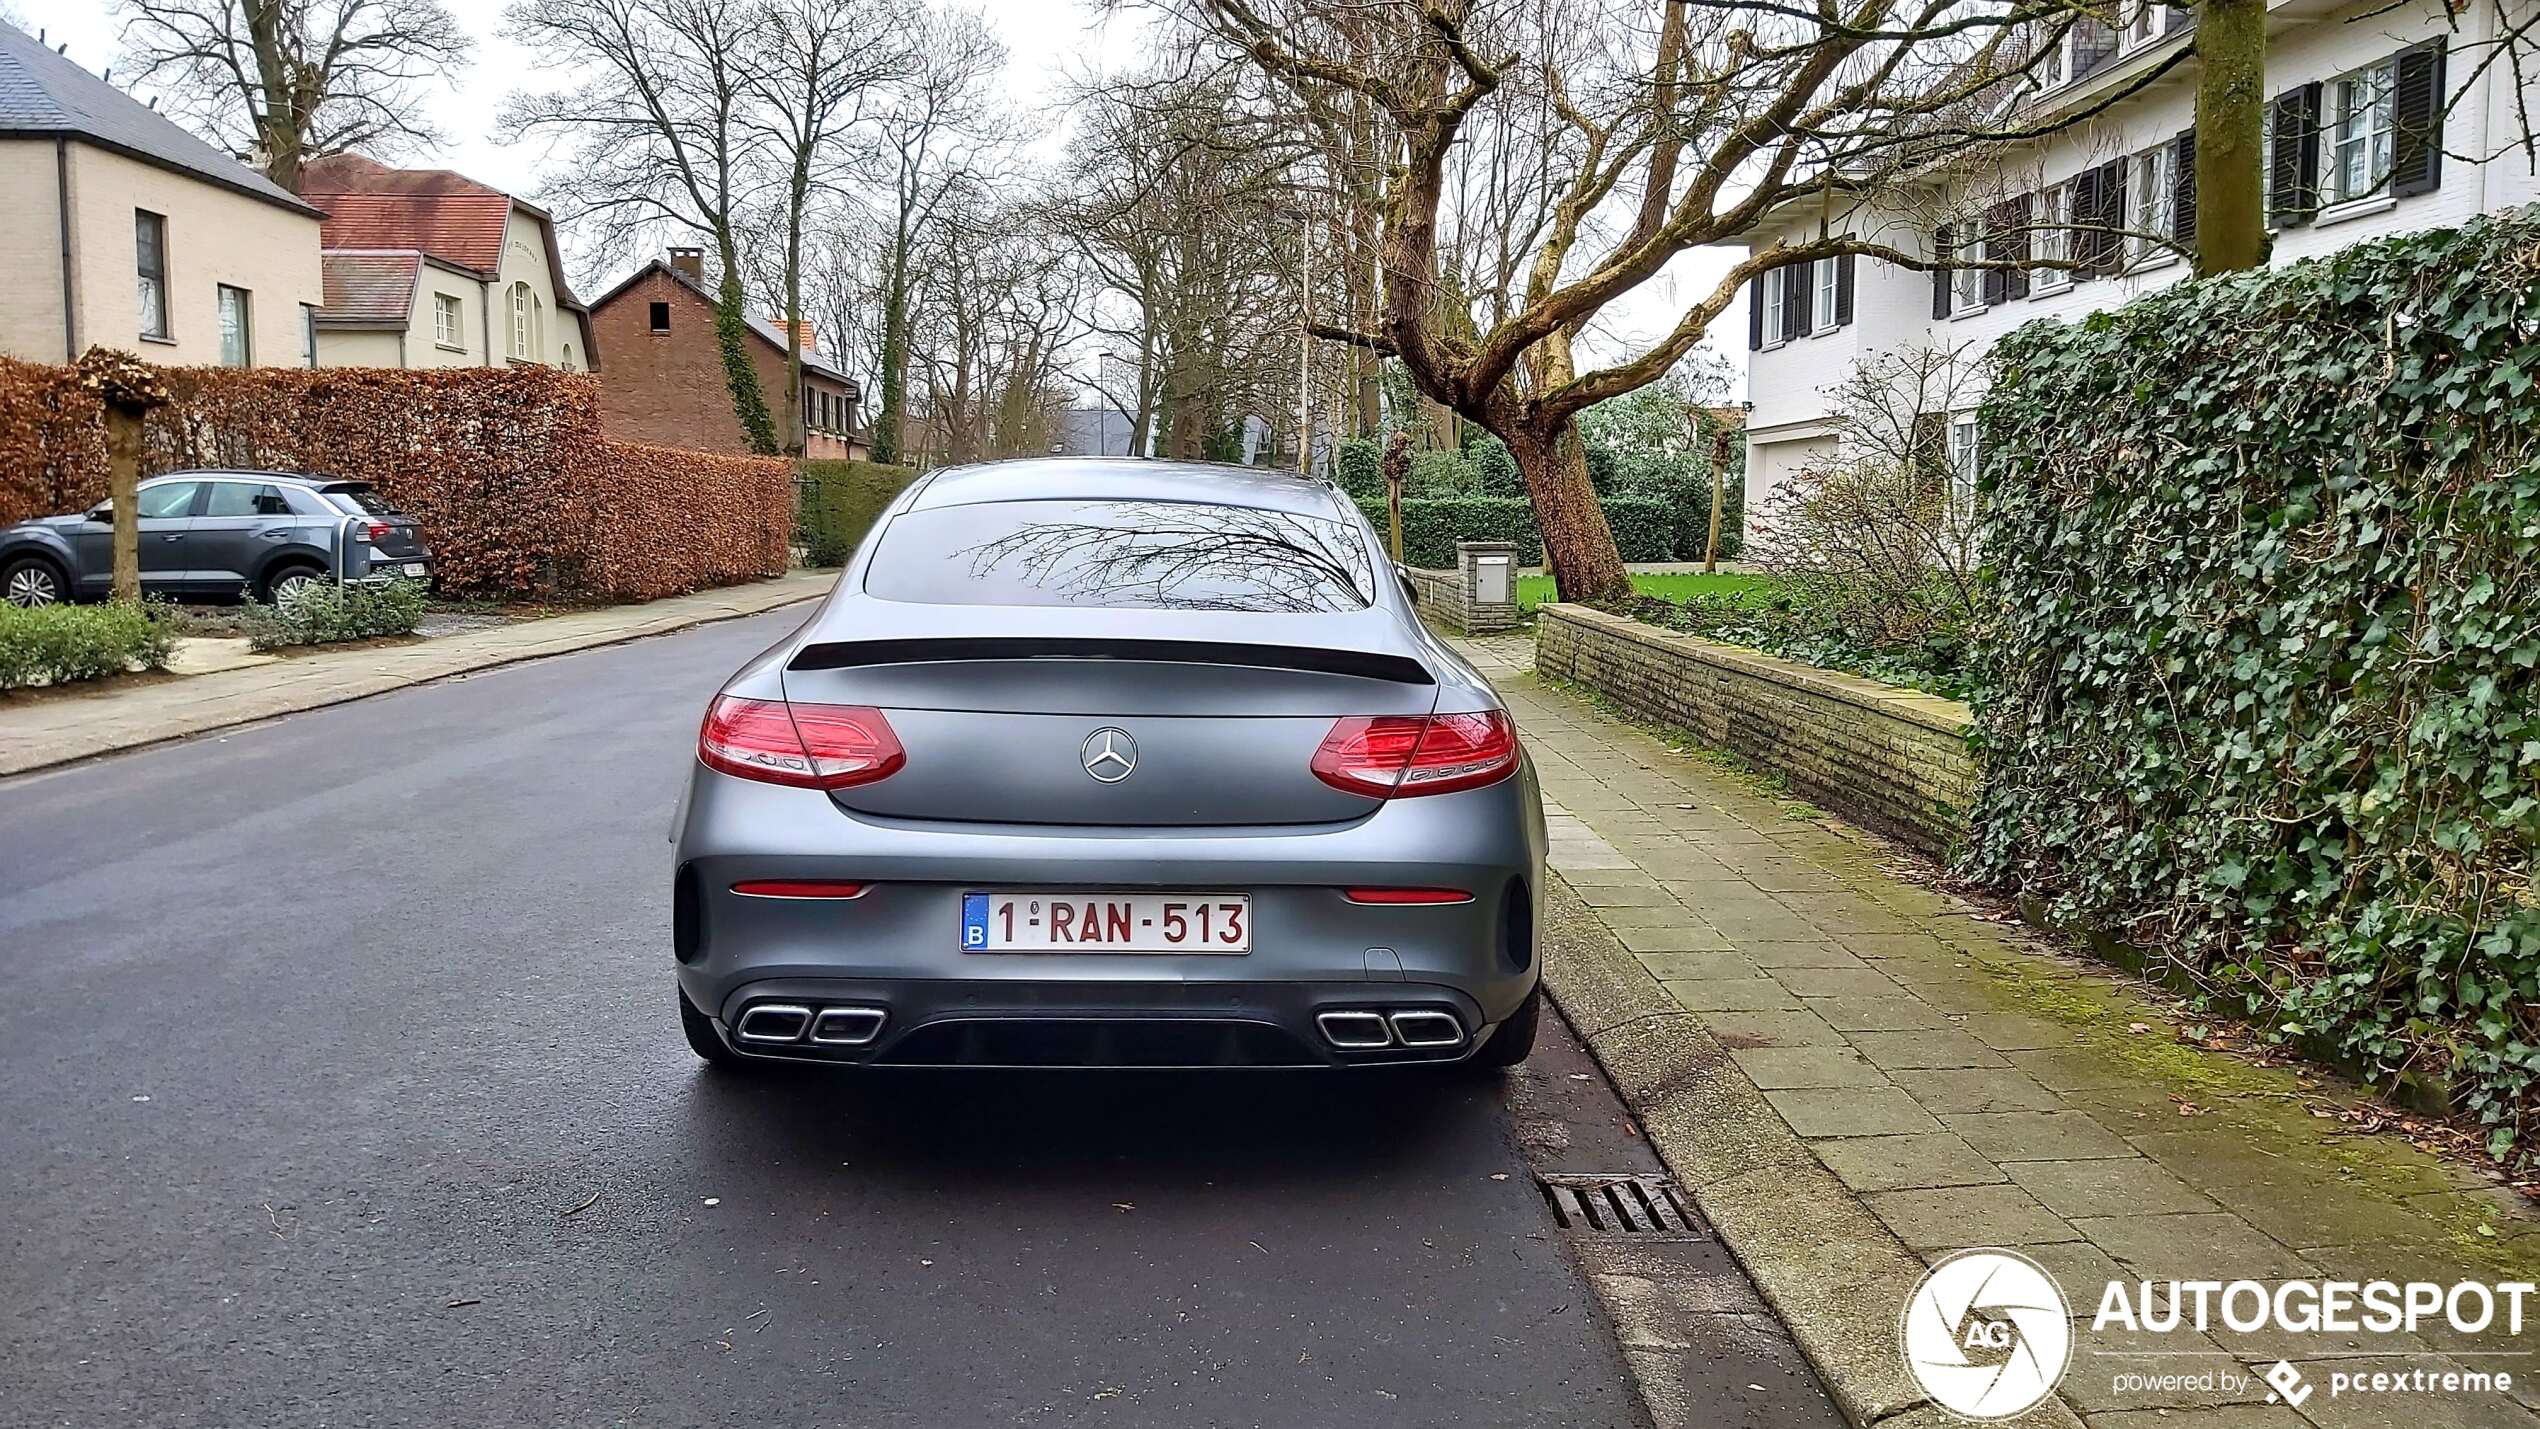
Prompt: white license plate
<box><xmin>402</xmin><ymin>562</ymin><xmax>427</xmax><ymax>577</ymax></box>
<box><xmin>962</xmin><ymin>891</ymin><xmax>1250</xmax><ymax>953</ymax></box>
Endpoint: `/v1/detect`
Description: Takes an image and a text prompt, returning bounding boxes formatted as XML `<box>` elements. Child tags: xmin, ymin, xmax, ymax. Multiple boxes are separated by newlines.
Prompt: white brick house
<box><xmin>1738</xmin><ymin>0</ymin><xmax>2540</xmax><ymax>535</ymax></box>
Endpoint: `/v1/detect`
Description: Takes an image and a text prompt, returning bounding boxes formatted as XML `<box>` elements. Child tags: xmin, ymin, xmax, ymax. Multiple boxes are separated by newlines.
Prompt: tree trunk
<box><xmin>873</xmin><ymin>237</ymin><xmax>912</xmax><ymax>465</ymax></box>
<box><xmin>1705</xmin><ymin>422</ymin><xmax>1732</xmax><ymax>573</ymax></box>
<box><xmin>2195</xmin><ymin>0</ymin><xmax>2269</xmax><ymax>275</ymax></box>
<box><xmin>710</xmin><ymin>235</ymin><xmax>778</xmax><ymax>457</ymax></box>
<box><xmin>105</xmin><ymin>407</ymin><xmax>143</xmax><ymax>603</ymax></box>
<box><xmin>1508</xmin><ymin>422</ymin><xmax>1628</xmax><ymax>602</ymax></box>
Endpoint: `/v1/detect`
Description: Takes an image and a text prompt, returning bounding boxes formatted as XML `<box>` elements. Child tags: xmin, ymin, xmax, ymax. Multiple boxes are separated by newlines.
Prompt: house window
<box><xmin>435</xmin><ymin>293</ymin><xmax>463</xmax><ymax>348</ymax></box>
<box><xmin>1952</xmin><ymin>260</ymin><xmax>1984</xmax><ymax>314</ymax></box>
<box><xmin>1948</xmin><ymin>412</ymin><xmax>1980</xmax><ymax>513</ymax></box>
<box><xmin>217</xmin><ymin>285</ymin><xmax>251</xmax><ymax>366</ymax></box>
<box><xmin>1812</xmin><ymin>259</ymin><xmax>1840</xmax><ymax>333</ymax></box>
<box><xmin>2324</xmin><ymin>61</ymin><xmax>2396</xmax><ymax>207</ymax></box>
<box><xmin>649</xmin><ymin>301</ymin><xmax>671</xmax><ymax>332</ymax></box>
<box><xmin>2130</xmin><ymin>145</ymin><xmax>2175</xmax><ymax>265</ymax></box>
<box><xmin>300</xmin><ymin>303</ymin><xmax>317</xmax><ymax>367</ymax></box>
<box><xmin>136</xmin><ymin>210</ymin><xmax>170</xmax><ymax>340</ymax></box>
<box><xmin>2119</xmin><ymin>1</ymin><xmax>2172</xmax><ymax>51</ymax></box>
<box><xmin>2033</xmin><ymin>183</ymin><xmax>2073</xmax><ymax>290</ymax></box>
<box><xmin>510</xmin><ymin>283</ymin><xmax>532</xmax><ymax>359</ymax></box>
<box><xmin>1762</xmin><ymin>272</ymin><xmax>1785</xmax><ymax>345</ymax></box>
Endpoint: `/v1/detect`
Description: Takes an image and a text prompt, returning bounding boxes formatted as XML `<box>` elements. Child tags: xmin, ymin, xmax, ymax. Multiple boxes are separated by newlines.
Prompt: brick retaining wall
<box><xmin>1533</xmin><ymin>603</ymin><xmax>1976</xmax><ymax>856</ymax></box>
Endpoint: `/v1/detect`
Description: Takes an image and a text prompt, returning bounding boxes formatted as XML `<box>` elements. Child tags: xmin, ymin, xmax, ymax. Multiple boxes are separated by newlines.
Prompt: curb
<box><xmin>0</xmin><ymin>578</ymin><xmax>827</xmax><ymax>779</ymax></box>
<box><xmin>1540</xmin><ymin>873</ymin><xmax>2086</xmax><ymax>1429</ymax></box>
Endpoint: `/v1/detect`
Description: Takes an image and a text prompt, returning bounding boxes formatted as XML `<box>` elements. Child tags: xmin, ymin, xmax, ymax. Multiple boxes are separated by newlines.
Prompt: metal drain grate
<box><xmin>1537</xmin><ymin>1174</ymin><xmax>1704</xmax><ymax>1236</ymax></box>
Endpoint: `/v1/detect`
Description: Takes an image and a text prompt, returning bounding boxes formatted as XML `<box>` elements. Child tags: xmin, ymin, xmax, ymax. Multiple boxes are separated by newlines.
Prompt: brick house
<box><xmin>588</xmin><ymin>250</ymin><xmax>863</xmax><ymax>459</ymax></box>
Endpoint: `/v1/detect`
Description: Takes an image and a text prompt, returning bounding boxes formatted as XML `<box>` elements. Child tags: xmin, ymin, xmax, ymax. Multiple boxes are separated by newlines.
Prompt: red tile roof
<box><xmin>318</xmin><ymin>251</ymin><xmax>420</xmax><ymax>325</ymax></box>
<box><xmin>301</xmin><ymin>153</ymin><xmax>513</xmax><ymax>274</ymax></box>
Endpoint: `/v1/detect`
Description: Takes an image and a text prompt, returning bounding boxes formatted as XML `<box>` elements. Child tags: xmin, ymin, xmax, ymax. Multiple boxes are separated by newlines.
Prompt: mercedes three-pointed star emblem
<box><xmin>1081</xmin><ymin>727</ymin><xmax>1138</xmax><ymax>783</ymax></box>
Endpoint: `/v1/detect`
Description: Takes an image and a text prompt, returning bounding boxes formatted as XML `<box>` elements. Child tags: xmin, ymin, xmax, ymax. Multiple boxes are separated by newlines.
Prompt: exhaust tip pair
<box><xmin>733</xmin><ymin>1002</ymin><xmax>886</xmax><ymax>1047</ymax></box>
<box><xmin>1316</xmin><ymin>1009</ymin><xmax>1465</xmax><ymax>1050</ymax></box>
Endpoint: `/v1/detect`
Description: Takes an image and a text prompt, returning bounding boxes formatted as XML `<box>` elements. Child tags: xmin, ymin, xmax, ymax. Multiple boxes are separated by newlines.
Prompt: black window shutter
<box><xmin>1932</xmin><ymin>225</ymin><xmax>1953</xmax><ymax>318</ymax></box>
<box><xmin>2392</xmin><ymin>39</ymin><xmax>2447</xmax><ymax>197</ymax></box>
<box><xmin>1981</xmin><ymin>201</ymin><xmax>2001</xmax><ymax>304</ymax></box>
<box><xmin>2172</xmin><ymin>128</ymin><xmax>2197</xmax><ymax>247</ymax></box>
<box><xmin>1835</xmin><ymin>253</ymin><xmax>1855</xmax><ymax>327</ymax></box>
<box><xmin>1781</xmin><ymin>262</ymin><xmax>1809</xmax><ymax>340</ymax></box>
<box><xmin>1748</xmin><ymin>274</ymin><xmax>1765</xmax><ymax>350</ymax></box>
<box><xmin>2270</xmin><ymin>85</ymin><xmax>2320</xmax><ymax>226</ymax></box>
<box><xmin>2100</xmin><ymin>159</ymin><xmax>2129</xmax><ymax>274</ymax></box>
<box><xmin>2068</xmin><ymin>172</ymin><xmax>2099</xmax><ymax>283</ymax></box>
<box><xmin>2006</xmin><ymin>194</ymin><xmax>2033</xmax><ymax>299</ymax></box>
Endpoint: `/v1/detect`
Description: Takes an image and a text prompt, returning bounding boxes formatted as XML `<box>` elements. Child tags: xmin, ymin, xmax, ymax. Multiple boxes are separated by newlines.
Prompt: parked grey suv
<box><xmin>670</xmin><ymin>458</ymin><xmax>1547</xmax><ymax>1071</ymax></box>
<box><xmin>0</xmin><ymin>470</ymin><xmax>430</xmax><ymax>607</ymax></box>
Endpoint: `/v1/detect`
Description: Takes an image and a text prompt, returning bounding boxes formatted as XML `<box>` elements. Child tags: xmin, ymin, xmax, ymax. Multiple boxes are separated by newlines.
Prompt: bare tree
<box><xmin>740</xmin><ymin>0</ymin><xmax>909</xmax><ymax>456</ymax></box>
<box><xmin>867</xmin><ymin>5</ymin><xmax>1014</xmax><ymax>465</ymax></box>
<box><xmin>502</xmin><ymin>0</ymin><xmax>776</xmax><ymax>452</ymax></box>
<box><xmin>1147</xmin><ymin>0</ymin><xmax>2165</xmax><ymax>599</ymax></box>
<box><xmin>116</xmin><ymin>0</ymin><xmax>472</xmax><ymax>189</ymax></box>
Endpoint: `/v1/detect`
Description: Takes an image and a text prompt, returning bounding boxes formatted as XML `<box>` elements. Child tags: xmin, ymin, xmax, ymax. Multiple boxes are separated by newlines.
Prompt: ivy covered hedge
<box><xmin>1351</xmin><ymin>494</ymin><xmax>1673</xmax><ymax>568</ymax></box>
<box><xmin>798</xmin><ymin>459</ymin><xmax>920</xmax><ymax>566</ymax></box>
<box><xmin>1970</xmin><ymin>213</ymin><xmax>2540</xmax><ymax>1161</ymax></box>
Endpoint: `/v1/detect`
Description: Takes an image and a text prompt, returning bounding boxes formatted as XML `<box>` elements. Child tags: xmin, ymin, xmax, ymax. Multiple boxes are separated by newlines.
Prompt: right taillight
<box><xmin>1311</xmin><ymin>710</ymin><xmax>1518</xmax><ymax>798</ymax></box>
<box><xmin>698</xmin><ymin>695</ymin><xmax>904</xmax><ymax>789</ymax></box>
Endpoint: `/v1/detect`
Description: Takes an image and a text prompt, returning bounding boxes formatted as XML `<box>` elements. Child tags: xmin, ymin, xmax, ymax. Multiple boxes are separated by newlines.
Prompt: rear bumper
<box><xmin>671</xmin><ymin>757</ymin><xmax>1547</xmax><ymax>1066</ymax></box>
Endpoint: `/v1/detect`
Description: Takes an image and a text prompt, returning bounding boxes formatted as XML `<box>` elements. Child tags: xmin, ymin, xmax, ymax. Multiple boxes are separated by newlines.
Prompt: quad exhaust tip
<box><xmin>1316</xmin><ymin>1010</ymin><xmax>1393</xmax><ymax>1049</ymax></box>
<box><xmin>733</xmin><ymin>1002</ymin><xmax>887</xmax><ymax>1047</ymax></box>
<box><xmin>1387</xmin><ymin>1010</ymin><xmax>1466</xmax><ymax>1048</ymax></box>
<box><xmin>810</xmin><ymin>1006</ymin><xmax>887</xmax><ymax>1046</ymax></box>
<box><xmin>1315</xmin><ymin>1008</ymin><xmax>1467</xmax><ymax>1050</ymax></box>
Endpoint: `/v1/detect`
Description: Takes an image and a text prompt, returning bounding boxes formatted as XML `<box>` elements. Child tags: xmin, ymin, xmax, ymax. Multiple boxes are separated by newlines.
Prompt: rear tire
<box><xmin>261</xmin><ymin>562</ymin><xmax>325</xmax><ymax>605</ymax></box>
<box><xmin>680</xmin><ymin>990</ymin><xmax>750</xmax><ymax>1069</ymax></box>
<box><xmin>3</xmin><ymin>554</ymin><xmax>68</xmax><ymax>608</ymax></box>
<box><xmin>1467</xmin><ymin>985</ymin><xmax>1541</xmax><ymax>1070</ymax></box>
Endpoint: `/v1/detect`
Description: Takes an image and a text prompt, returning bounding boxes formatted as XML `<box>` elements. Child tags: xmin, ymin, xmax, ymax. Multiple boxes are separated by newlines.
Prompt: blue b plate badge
<box><xmin>961</xmin><ymin>892</ymin><xmax>990</xmax><ymax>949</ymax></box>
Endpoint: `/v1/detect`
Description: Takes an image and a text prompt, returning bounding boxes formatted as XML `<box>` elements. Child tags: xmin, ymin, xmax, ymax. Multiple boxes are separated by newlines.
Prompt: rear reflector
<box><xmin>699</xmin><ymin>695</ymin><xmax>905</xmax><ymax>789</ymax></box>
<box><xmin>1310</xmin><ymin>710</ymin><xmax>1519</xmax><ymax>798</ymax></box>
<box><xmin>1342</xmin><ymin>888</ymin><xmax>1473</xmax><ymax>904</ymax></box>
<box><xmin>731</xmin><ymin>880</ymin><xmax>870</xmax><ymax>899</ymax></box>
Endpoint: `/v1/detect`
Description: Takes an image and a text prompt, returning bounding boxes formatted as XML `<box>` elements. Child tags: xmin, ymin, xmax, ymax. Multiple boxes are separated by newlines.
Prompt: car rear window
<box><xmin>864</xmin><ymin>499</ymin><xmax>1374</xmax><ymax>612</ymax></box>
<box><xmin>321</xmin><ymin>486</ymin><xmax>401</xmax><ymax>517</ymax></box>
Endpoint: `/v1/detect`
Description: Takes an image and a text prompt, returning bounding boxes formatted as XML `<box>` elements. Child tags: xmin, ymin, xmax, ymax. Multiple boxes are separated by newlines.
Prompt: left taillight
<box><xmin>1310</xmin><ymin>710</ymin><xmax>1519</xmax><ymax>798</ymax></box>
<box><xmin>698</xmin><ymin>695</ymin><xmax>904</xmax><ymax>789</ymax></box>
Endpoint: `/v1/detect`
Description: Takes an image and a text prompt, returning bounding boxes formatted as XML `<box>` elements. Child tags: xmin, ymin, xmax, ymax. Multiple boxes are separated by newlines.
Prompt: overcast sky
<box><xmin>28</xmin><ymin>0</ymin><xmax>1742</xmax><ymax>397</ymax></box>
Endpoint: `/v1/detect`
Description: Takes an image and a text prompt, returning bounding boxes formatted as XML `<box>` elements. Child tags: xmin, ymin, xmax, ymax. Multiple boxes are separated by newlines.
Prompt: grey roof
<box><xmin>908</xmin><ymin>458</ymin><xmax>1347</xmax><ymax>517</ymax></box>
<box><xmin>0</xmin><ymin>23</ymin><xmax>321</xmax><ymax>217</ymax></box>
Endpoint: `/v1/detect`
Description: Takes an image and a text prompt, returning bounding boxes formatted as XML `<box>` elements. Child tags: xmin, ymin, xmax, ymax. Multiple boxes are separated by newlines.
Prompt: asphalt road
<box><xmin>0</xmin><ymin>607</ymin><xmax>1836</xmax><ymax>1428</ymax></box>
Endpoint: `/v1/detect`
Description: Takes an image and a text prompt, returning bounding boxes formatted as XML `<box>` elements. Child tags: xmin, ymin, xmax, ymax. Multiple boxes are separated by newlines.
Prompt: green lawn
<box><xmin>1516</xmin><ymin>570</ymin><xmax>1775</xmax><ymax>612</ymax></box>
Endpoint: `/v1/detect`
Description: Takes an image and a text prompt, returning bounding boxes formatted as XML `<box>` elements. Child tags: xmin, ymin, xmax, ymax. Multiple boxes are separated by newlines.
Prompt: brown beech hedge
<box><xmin>0</xmin><ymin>359</ymin><xmax>791</xmax><ymax>601</ymax></box>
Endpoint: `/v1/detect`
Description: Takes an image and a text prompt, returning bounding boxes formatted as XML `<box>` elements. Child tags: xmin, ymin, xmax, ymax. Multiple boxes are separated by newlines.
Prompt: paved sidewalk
<box><xmin>0</xmin><ymin>571</ymin><xmax>832</xmax><ymax>777</ymax></box>
<box><xmin>1455</xmin><ymin>634</ymin><xmax>2540</xmax><ymax>1427</ymax></box>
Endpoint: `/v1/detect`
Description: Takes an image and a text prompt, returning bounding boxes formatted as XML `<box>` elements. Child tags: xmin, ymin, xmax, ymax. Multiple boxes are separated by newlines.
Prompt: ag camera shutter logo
<box><xmin>1901</xmin><ymin>1248</ymin><xmax>2073</xmax><ymax>1419</ymax></box>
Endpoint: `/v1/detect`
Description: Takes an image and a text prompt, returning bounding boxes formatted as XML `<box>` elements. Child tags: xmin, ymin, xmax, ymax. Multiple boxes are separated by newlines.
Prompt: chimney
<box><xmin>667</xmin><ymin>247</ymin><xmax>704</xmax><ymax>283</ymax></box>
<box><xmin>776</xmin><ymin>320</ymin><xmax>819</xmax><ymax>354</ymax></box>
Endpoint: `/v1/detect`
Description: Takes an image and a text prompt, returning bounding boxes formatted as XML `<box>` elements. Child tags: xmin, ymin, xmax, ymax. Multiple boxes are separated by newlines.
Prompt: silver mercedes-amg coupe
<box><xmin>670</xmin><ymin>458</ymin><xmax>1546</xmax><ymax>1070</ymax></box>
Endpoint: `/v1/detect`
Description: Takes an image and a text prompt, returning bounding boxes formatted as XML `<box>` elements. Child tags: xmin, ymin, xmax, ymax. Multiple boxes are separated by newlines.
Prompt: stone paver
<box><xmin>0</xmin><ymin>571</ymin><xmax>832</xmax><ymax>775</ymax></box>
<box><xmin>1454</xmin><ymin>632</ymin><xmax>2540</xmax><ymax>1427</ymax></box>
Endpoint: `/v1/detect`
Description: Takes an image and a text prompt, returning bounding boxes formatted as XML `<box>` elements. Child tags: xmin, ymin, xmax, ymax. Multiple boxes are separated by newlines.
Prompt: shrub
<box><xmin>1470</xmin><ymin>437</ymin><xmax>1523</xmax><ymax>496</ymax></box>
<box><xmin>239</xmin><ymin>577</ymin><xmax>428</xmax><ymax>651</ymax></box>
<box><xmin>798</xmin><ymin>459</ymin><xmax>920</xmax><ymax>566</ymax></box>
<box><xmin>0</xmin><ymin>601</ymin><xmax>173</xmax><ymax>689</ymax></box>
<box><xmin>0</xmin><ymin>361</ymin><xmax>791</xmax><ymax>602</ymax></box>
<box><xmin>1335</xmin><ymin>438</ymin><xmax>1383</xmax><ymax>501</ymax></box>
<box><xmin>1405</xmin><ymin>448</ymin><xmax>1476</xmax><ymax>497</ymax></box>
<box><xmin>1351</xmin><ymin>494</ymin><xmax>1672</xmax><ymax>569</ymax></box>
<box><xmin>1970</xmin><ymin>212</ymin><xmax>2540</xmax><ymax>1163</ymax></box>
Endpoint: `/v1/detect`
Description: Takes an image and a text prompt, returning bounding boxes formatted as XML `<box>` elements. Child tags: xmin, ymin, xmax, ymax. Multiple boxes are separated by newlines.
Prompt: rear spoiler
<box><xmin>788</xmin><ymin>636</ymin><xmax>1435</xmax><ymax>686</ymax></box>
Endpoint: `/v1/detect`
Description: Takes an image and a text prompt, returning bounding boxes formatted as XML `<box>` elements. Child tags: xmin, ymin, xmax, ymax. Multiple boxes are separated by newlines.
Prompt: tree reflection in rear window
<box><xmin>863</xmin><ymin>500</ymin><xmax>1375</xmax><ymax>612</ymax></box>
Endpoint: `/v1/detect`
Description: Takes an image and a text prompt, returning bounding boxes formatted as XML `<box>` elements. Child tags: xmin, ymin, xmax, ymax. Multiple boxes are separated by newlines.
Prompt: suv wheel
<box><xmin>1466</xmin><ymin>985</ymin><xmax>1541</xmax><ymax>1071</ymax></box>
<box><xmin>3</xmin><ymin>555</ymin><xmax>66</xmax><ymax>608</ymax></box>
<box><xmin>263</xmin><ymin>565</ymin><xmax>325</xmax><ymax>606</ymax></box>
